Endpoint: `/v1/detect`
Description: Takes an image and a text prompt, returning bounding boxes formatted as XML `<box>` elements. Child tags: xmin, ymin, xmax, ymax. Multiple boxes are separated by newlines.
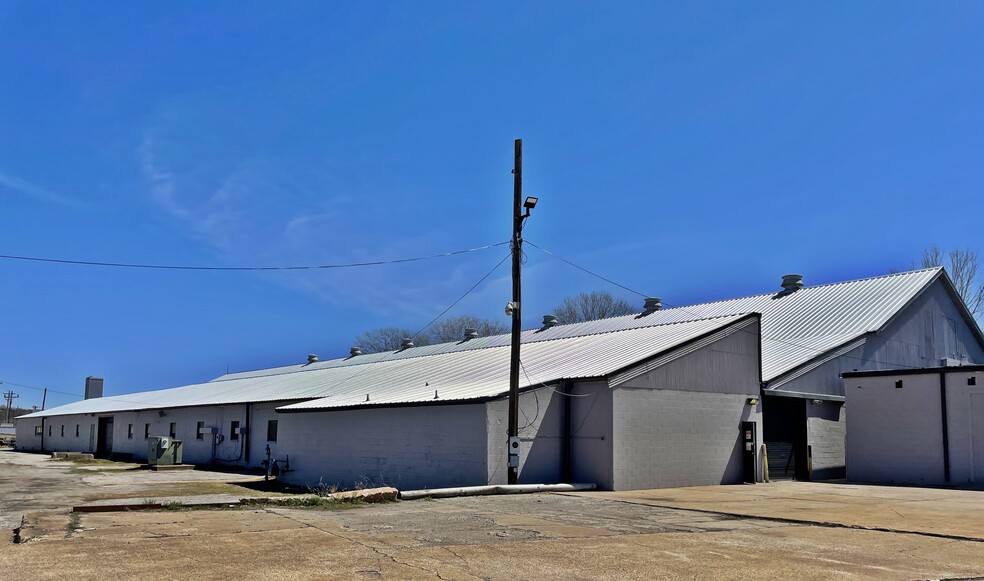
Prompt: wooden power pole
<box><xmin>508</xmin><ymin>139</ymin><xmax>523</xmax><ymax>485</ymax></box>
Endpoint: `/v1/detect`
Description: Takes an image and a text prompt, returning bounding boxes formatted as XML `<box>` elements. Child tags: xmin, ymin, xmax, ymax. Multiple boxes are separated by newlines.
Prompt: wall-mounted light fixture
<box><xmin>746</xmin><ymin>397</ymin><xmax>759</xmax><ymax>406</ymax></box>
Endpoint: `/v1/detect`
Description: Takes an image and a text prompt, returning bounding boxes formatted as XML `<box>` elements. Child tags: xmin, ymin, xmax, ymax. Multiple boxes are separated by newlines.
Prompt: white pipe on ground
<box><xmin>399</xmin><ymin>483</ymin><xmax>596</xmax><ymax>500</ymax></box>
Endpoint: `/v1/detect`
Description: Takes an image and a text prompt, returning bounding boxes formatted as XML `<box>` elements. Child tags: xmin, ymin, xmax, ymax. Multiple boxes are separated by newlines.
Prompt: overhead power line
<box><xmin>526</xmin><ymin>240</ymin><xmax>650</xmax><ymax>298</ymax></box>
<box><xmin>0</xmin><ymin>241</ymin><xmax>509</xmax><ymax>272</ymax></box>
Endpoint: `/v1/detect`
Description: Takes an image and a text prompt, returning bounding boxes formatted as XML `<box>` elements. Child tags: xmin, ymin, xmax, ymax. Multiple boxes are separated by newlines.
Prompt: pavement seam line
<box><xmin>555</xmin><ymin>494</ymin><xmax>984</xmax><ymax>544</ymax></box>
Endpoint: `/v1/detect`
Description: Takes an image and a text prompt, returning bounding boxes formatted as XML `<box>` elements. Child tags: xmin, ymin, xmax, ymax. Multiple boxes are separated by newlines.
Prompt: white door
<box><xmin>972</xmin><ymin>394</ymin><xmax>984</xmax><ymax>482</ymax></box>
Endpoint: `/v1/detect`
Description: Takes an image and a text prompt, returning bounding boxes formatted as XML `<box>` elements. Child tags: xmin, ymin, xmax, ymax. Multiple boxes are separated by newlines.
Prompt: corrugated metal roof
<box><xmin>22</xmin><ymin>267</ymin><xmax>945</xmax><ymax>418</ymax></box>
<box><xmin>218</xmin><ymin>267</ymin><xmax>944</xmax><ymax>385</ymax></box>
<box><xmin>22</xmin><ymin>314</ymin><xmax>755</xmax><ymax>417</ymax></box>
<box><xmin>279</xmin><ymin>314</ymin><xmax>758</xmax><ymax>411</ymax></box>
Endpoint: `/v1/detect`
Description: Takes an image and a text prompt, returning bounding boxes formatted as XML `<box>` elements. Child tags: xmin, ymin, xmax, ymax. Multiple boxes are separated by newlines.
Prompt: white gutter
<box><xmin>399</xmin><ymin>482</ymin><xmax>596</xmax><ymax>500</ymax></box>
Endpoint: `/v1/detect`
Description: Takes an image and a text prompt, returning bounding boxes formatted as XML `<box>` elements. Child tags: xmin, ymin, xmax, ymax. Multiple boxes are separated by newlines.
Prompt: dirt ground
<box><xmin>2</xmin><ymin>450</ymin><xmax>983</xmax><ymax>580</ymax></box>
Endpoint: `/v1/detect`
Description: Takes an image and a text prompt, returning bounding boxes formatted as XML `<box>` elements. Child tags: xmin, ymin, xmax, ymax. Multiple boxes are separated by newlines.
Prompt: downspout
<box><xmin>560</xmin><ymin>381</ymin><xmax>572</xmax><ymax>483</ymax></box>
<box><xmin>939</xmin><ymin>371</ymin><xmax>951</xmax><ymax>483</ymax></box>
<box><xmin>244</xmin><ymin>403</ymin><xmax>252</xmax><ymax>465</ymax></box>
<box><xmin>40</xmin><ymin>417</ymin><xmax>45</xmax><ymax>452</ymax></box>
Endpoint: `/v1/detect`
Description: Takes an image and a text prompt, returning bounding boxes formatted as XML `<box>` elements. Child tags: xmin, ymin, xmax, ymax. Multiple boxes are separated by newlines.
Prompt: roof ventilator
<box><xmin>463</xmin><ymin>328</ymin><xmax>479</xmax><ymax>341</ymax></box>
<box><xmin>400</xmin><ymin>338</ymin><xmax>414</xmax><ymax>350</ymax></box>
<box><xmin>778</xmin><ymin>274</ymin><xmax>804</xmax><ymax>296</ymax></box>
<box><xmin>640</xmin><ymin>297</ymin><xmax>662</xmax><ymax>316</ymax></box>
<box><xmin>307</xmin><ymin>354</ymin><xmax>319</xmax><ymax>364</ymax></box>
<box><xmin>541</xmin><ymin>315</ymin><xmax>559</xmax><ymax>329</ymax></box>
<box><xmin>349</xmin><ymin>347</ymin><xmax>363</xmax><ymax>357</ymax></box>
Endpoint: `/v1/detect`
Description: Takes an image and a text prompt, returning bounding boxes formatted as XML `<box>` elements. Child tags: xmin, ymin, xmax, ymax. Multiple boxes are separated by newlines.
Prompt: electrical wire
<box><xmin>6</xmin><ymin>252</ymin><xmax>514</xmax><ymax>414</ymax></box>
<box><xmin>526</xmin><ymin>240</ymin><xmax>649</xmax><ymax>298</ymax></box>
<box><xmin>0</xmin><ymin>241</ymin><xmax>509</xmax><ymax>272</ymax></box>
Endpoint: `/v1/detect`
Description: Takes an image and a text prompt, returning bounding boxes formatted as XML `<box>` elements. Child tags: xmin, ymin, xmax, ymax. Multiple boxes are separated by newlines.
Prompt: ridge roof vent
<box><xmin>463</xmin><ymin>328</ymin><xmax>479</xmax><ymax>340</ymax></box>
<box><xmin>641</xmin><ymin>297</ymin><xmax>662</xmax><ymax>316</ymax></box>
<box><xmin>400</xmin><ymin>338</ymin><xmax>414</xmax><ymax>349</ymax></box>
<box><xmin>541</xmin><ymin>315</ymin><xmax>559</xmax><ymax>328</ymax></box>
<box><xmin>779</xmin><ymin>274</ymin><xmax>804</xmax><ymax>296</ymax></box>
<box><xmin>307</xmin><ymin>354</ymin><xmax>319</xmax><ymax>364</ymax></box>
<box><xmin>349</xmin><ymin>347</ymin><xmax>363</xmax><ymax>357</ymax></box>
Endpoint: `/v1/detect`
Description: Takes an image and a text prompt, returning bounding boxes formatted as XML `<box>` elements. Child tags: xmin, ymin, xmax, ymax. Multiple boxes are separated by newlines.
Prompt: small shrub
<box><xmin>161</xmin><ymin>502</ymin><xmax>183</xmax><ymax>511</ymax></box>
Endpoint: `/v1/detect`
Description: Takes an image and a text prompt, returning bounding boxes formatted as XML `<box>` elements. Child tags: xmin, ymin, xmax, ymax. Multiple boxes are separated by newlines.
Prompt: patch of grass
<box><xmin>161</xmin><ymin>501</ymin><xmax>183</xmax><ymax>511</ymax></box>
<box><xmin>263</xmin><ymin>496</ymin><xmax>365</xmax><ymax>510</ymax></box>
<box><xmin>141</xmin><ymin>498</ymin><xmax>158</xmax><ymax>506</ymax></box>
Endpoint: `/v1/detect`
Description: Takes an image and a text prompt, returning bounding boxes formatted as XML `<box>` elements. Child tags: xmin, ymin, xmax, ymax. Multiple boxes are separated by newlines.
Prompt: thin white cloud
<box><xmin>0</xmin><ymin>170</ymin><xmax>79</xmax><ymax>206</ymax></box>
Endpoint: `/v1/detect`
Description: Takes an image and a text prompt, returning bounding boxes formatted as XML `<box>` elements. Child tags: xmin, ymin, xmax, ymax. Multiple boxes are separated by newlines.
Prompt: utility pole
<box><xmin>508</xmin><ymin>139</ymin><xmax>523</xmax><ymax>485</ymax></box>
<box><xmin>507</xmin><ymin>139</ymin><xmax>538</xmax><ymax>485</ymax></box>
<box><xmin>3</xmin><ymin>390</ymin><xmax>18</xmax><ymax>423</ymax></box>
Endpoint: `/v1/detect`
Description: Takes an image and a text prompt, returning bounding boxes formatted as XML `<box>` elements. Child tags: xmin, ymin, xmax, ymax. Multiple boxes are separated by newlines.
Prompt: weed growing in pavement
<box><xmin>65</xmin><ymin>512</ymin><xmax>81</xmax><ymax>535</ymax></box>
<box><xmin>308</xmin><ymin>478</ymin><xmax>340</xmax><ymax>497</ymax></box>
<box><xmin>161</xmin><ymin>502</ymin><xmax>184</xmax><ymax>511</ymax></box>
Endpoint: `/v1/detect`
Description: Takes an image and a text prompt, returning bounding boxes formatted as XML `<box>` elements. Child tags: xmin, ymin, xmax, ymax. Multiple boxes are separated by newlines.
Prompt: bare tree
<box><xmin>352</xmin><ymin>327</ymin><xmax>431</xmax><ymax>353</ymax></box>
<box><xmin>921</xmin><ymin>246</ymin><xmax>984</xmax><ymax>317</ymax></box>
<box><xmin>428</xmin><ymin>315</ymin><xmax>508</xmax><ymax>343</ymax></box>
<box><xmin>553</xmin><ymin>290</ymin><xmax>639</xmax><ymax>324</ymax></box>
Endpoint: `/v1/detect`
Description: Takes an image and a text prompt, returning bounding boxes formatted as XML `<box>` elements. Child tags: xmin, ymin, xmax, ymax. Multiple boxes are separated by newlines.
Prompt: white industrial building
<box><xmin>843</xmin><ymin>365</ymin><xmax>984</xmax><ymax>486</ymax></box>
<box><xmin>15</xmin><ymin>267</ymin><xmax>984</xmax><ymax>490</ymax></box>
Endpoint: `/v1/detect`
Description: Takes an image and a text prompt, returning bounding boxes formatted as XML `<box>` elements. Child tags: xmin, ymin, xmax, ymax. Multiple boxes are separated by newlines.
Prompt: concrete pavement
<box><xmin>573</xmin><ymin>480</ymin><xmax>984</xmax><ymax>540</ymax></box>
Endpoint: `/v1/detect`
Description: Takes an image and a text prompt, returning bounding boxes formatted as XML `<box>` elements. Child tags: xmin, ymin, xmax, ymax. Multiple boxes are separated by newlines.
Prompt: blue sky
<box><xmin>2</xmin><ymin>2</ymin><xmax>983</xmax><ymax>409</ymax></box>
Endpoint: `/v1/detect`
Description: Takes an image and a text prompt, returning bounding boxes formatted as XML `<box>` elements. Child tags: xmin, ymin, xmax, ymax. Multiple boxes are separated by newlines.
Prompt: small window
<box><xmin>196</xmin><ymin>421</ymin><xmax>205</xmax><ymax>440</ymax></box>
<box><xmin>60</xmin><ymin>425</ymin><xmax>64</xmax><ymax>437</ymax></box>
<box><xmin>48</xmin><ymin>425</ymin><xmax>52</xmax><ymax>437</ymax></box>
<box><xmin>35</xmin><ymin>425</ymin><xmax>42</xmax><ymax>436</ymax></box>
<box><xmin>230</xmin><ymin>421</ymin><xmax>240</xmax><ymax>441</ymax></box>
<box><xmin>266</xmin><ymin>420</ymin><xmax>278</xmax><ymax>442</ymax></box>
<box><xmin>169</xmin><ymin>422</ymin><xmax>176</xmax><ymax>439</ymax></box>
<box><xmin>75</xmin><ymin>425</ymin><xmax>80</xmax><ymax>437</ymax></box>
<box><xmin>144</xmin><ymin>423</ymin><xmax>150</xmax><ymax>438</ymax></box>
<box><xmin>127</xmin><ymin>424</ymin><xmax>133</xmax><ymax>439</ymax></box>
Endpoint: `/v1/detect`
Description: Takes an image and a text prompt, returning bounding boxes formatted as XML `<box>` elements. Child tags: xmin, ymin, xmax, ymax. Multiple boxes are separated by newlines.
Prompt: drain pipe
<box><xmin>399</xmin><ymin>482</ymin><xmax>596</xmax><ymax>501</ymax></box>
<box><xmin>244</xmin><ymin>403</ymin><xmax>252</xmax><ymax>465</ymax></box>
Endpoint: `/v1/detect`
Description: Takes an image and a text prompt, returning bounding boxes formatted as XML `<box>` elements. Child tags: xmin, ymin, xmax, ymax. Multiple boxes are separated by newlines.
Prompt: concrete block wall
<box><xmin>612</xmin><ymin>388</ymin><xmax>761</xmax><ymax>489</ymax></box>
<box><xmin>14</xmin><ymin>416</ymin><xmax>44</xmax><ymax>451</ymax></box>
<box><xmin>15</xmin><ymin>401</ymin><xmax>295</xmax><ymax>467</ymax></box>
<box><xmin>806</xmin><ymin>401</ymin><xmax>846</xmax><ymax>479</ymax></box>
<box><xmin>276</xmin><ymin>403</ymin><xmax>489</xmax><ymax>491</ymax></box>
<box><xmin>943</xmin><ymin>370</ymin><xmax>984</xmax><ymax>483</ymax></box>
<box><xmin>845</xmin><ymin>373</ymin><xmax>946</xmax><ymax>484</ymax></box>
<box><xmin>18</xmin><ymin>414</ymin><xmax>97</xmax><ymax>454</ymax></box>
<box><xmin>486</xmin><ymin>387</ymin><xmax>563</xmax><ymax>485</ymax></box>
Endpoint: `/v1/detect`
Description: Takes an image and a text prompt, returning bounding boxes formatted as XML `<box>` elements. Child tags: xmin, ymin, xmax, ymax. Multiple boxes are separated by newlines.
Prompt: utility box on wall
<box><xmin>147</xmin><ymin>436</ymin><xmax>183</xmax><ymax>465</ymax></box>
